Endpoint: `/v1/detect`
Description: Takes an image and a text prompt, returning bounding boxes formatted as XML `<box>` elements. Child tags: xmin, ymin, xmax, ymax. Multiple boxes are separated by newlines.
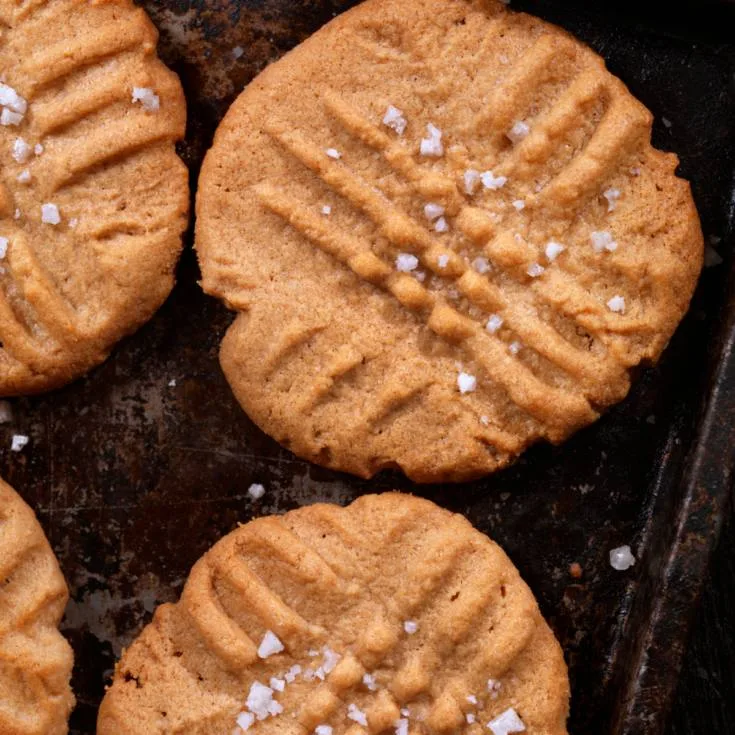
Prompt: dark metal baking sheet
<box><xmin>2</xmin><ymin>1</ymin><xmax>734</xmax><ymax>733</ymax></box>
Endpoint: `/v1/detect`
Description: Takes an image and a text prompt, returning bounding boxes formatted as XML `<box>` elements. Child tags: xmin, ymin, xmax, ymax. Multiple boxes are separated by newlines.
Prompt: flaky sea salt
<box><xmin>467</xmin><ymin>695</ymin><xmax>478</xmax><ymax>705</ymax></box>
<box><xmin>321</xmin><ymin>205</ymin><xmax>331</xmax><ymax>216</ymax></box>
<box><xmin>591</xmin><ymin>230</ymin><xmax>617</xmax><ymax>253</ymax></box>
<box><xmin>383</xmin><ymin>105</ymin><xmax>407</xmax><ymax>135</ymax></box>
<box><xmin>434</xmin><ymin>217</ymin><xmax>449</xmax><ymax>233</ymax></box>
<box><xmin>321</xmin><ymin>647</ymin><xmax>341</xmax><ymax>674</ymax></box>
<box><xmin>464</xmin><ymin>169</ymin><xmax>481</xmax><ymax>195</ymax></box>
<box><xmin>472</xmin><ymin>256</ymin><xmax>490</xmax><ymax>274</ymax></box>
<box><xmin>603</xmin><ymin>187</ymin><xmax>620</xmax><ymax>212</ymax></box>
<box><xmin>12</xmin><ymin>137</ymin><xmax>31</xmax><ymax>163</ymax></box>
<box><xmin>609</xmin><ymin>545</ymin><xmax>636</xmax><ymax>571</ymax></box>
<box><xmin>527</xmin><ymin>262</ymin><xmax>545</xmax><ymax>277</ymax></box>
<box><xmin>0</xmin><ymin>83</ymin><xmax>27</xmax><ymax>114</ymax></box>
<box><xmin>512</xmin><ymin>199</ymin><xmax>525</xmax><ymax>210</ymax></box>
<box><xmin>284</xmin><ymin>665</ymin><xmax>301</xmax><ymax>683</ymax></box>
<box><xmin>325</xmin><ymin>147</ymin><xmax>341</xmax><ymax>160</ymax></box>
<box><xmin>236</xmin><ymin>712</ymin><xmax>255</xmax><ymax>731</ymax></box>
<box><xmin>347</xmin><ymin>704</ymin><xmax>368</xmax><ymax>727</ymax></box>
<box><xmin>481</xmin><ymin>170</ymin><xmax>507</xmax><ymax>190</ymax></box>
<box><xmin>1</xmin><ymin>108</ymin><xmax>23</xmax><ymax>126</ymax></box>
<box><xmin>232</xmin><ymin>46</ymin><xmax>245</xmax><ymax>59</ymax></box>
<box><xmin>486</xmin><ymin>314</ymin><xmax>503</xmax><ymax>334</ymax></box>
<box><xmin>131</xmin><ymin>86</ymin><xmax>160</xmax><ymax>111</ymax></box>
<box><xmin>248</xmin><ymin>483</ymin><xmax>265</xmax><ymax>500</ymax></box>
<box><xmin>488</xmin><ymin>707</ymin><xmax>526</xmax><ymax>735</ymax></box>
<box><xmin>34</xmin><ymin>143</ymin><xmax>43</xmax><ymax>155</ymax></box>
<box><xmin>246</xmin><ymin>682</ymin><xmax>275</xmax><ymax>720</ymax></box>
<box><xmin>395</xmin><ymin>718</ymin><xmax>409</xmax><ymax>735</ymax></box>
<box><xmin>17</xmin><ymin>169</ymin><xmax>30</xmax><ymax>184</ymax></box>
<box><xmin>424</xmin><ymin>202</ymin><xmax>445</xmax><ymax>221</ymax></box>
<box><xmin>41</xmin><ymin>203</ymin><xmax>61</xmax><ymax>225</ymax></box>
<box><xmin>0</xmin><ymin>237</ymin><xmax>8</xmax><ymax>259</ymax></box>
<box><xmin>362</xmin><ymin>673</ymin><xmax>377</xmax><ymax>691</ymax></box>
<box><xmin>437</xmin><ymin>253</ymin><xmax>449</xmax><ymax>269</ymax></box>
<box><xmin>466</xmin><ymin>713</ymin><xmax>477</xmax><ymax>724</ymax></box>
<box><xmin>315</xmin><ymin>727</ymin><xmax>333</xmax><ymax>735</ymax></box>
<box><xmin>396</xmin><ymin>253</ymin><xmax>419</xmax><ymax>272</ymax></box>
<box><xmin>509</xmin><ymin>341</ymin><xmax>522</xmax><ymax>355</ymax></box>
<box><xmin>403</xmin><ymin>620</ymin><xmax>419</xmax><ymax>634</ymax></box>
<box><xmin>507</xmin><ymin>120</ymin><xmax>530</xmax><ymax>144</ymax></box>
<box><xmin>269</xmin><ymin>677</ymin><xmax>285</xmax><ymax>692</ymax></box>
<box><xmin>487</xmin><ymin>678</ymin><xmax>502</xmax><ymax>698</ymax></box>
<box><xmin>420</xmin><ymin>123</ymin><xmax>443</xmax><ymax>157</ymax></box>
<box><xmin>257</xmin><ymin>630</ymin><xmax>284</xmax><ymax>659</ymax></box>
<box><xmin>480</xmin><ymin>415</ymin><xmax>490</xmax><ymax>426</ymax></box>
<box><xmin>544</xmin><ymin>241</ymin><xmax>565</xmax><ymax>261</ymax></box>
<box><xmin>607</xmin><ymin>295</ymin><xmax>625</xmax><ymax>313</ymax></box>
<box><xmin>457</xmin><ymin>373</ymin><xmax>476</xmax><ymax>394</ymax></box>
<box><xmin>11</xmin><ymin>434</ymin><xmax>29</xmax><ymax>452</ymax></box>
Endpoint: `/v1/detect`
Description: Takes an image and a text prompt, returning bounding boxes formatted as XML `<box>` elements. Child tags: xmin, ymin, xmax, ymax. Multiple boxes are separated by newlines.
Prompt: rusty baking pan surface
<box><xmin>2</xmin><ymin>1</ymin><xmax>734</xmax><ymax>733</ymax></box>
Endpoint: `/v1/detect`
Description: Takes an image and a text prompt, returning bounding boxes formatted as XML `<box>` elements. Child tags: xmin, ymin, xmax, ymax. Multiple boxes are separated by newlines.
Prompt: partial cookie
<box><xmin>97</xmin><ymin>493</ymin><xmax>569</xmax><ymax>734</ymax></box>
<box><xmin>196</xmin><ymin>0</ymin><xmax>703</xmax><ymax>482</ymax></box>
<box><xmin>0</xmin><ymin>0</ymin><xmax>188</xmax><ymax>395</ymax></box>
<box><xmin>0</xmin><ymin>478</ymin><xmax>75</xmax><ymax>734</ymax></box>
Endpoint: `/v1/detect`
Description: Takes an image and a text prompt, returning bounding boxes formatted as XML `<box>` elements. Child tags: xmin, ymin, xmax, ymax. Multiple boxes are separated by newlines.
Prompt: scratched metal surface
<box><xmin>1</xmin><ymin>1</ymin><xmax>734</xmax><ymax>734</ymax></box>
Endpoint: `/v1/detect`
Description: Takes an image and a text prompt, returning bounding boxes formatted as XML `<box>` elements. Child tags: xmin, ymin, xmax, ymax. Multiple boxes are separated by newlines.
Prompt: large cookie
<box><xmin>196</xmin><ymin>0</ymin><xmax>703</xmax><ymax>482</ymax></box>
<box><xmin>0</xmin><ymin>0</ymin><xmax>188</xmax><ymax>395</ymax></box>
<box><xmin>98</xmin><ymin>493</ymin><xmax>569</xmax><ymax>734</ymax></box>
<box><xmin>0</xmin><ymin>478</ymin><xmax>75</xmax><ymax>734</ymax></box>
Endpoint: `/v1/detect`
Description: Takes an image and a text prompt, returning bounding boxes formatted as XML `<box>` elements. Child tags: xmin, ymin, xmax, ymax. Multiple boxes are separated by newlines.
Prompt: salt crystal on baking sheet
<box><xmin>609</xmin><ymin>545</ymin><xmax>636</xmax><ymax>571</ymax></box>
<box><xmin>11</xmin><ymin>434</ymin><xmax>29</xmax><ymax>452</ymax></box>
<box><xmin>248</xmin><ymin>483</ymin><xmax>265</xmax><ymax>499</ymax></box>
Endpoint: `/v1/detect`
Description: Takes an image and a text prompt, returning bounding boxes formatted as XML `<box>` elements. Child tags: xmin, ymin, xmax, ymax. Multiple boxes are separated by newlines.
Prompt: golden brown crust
<box><xmin>0</xmin><ymin>0</ymin><xmax>189</xmax><ymax>395</ymax></box>
<box><xmin>196</xmin><ymin>0</ymin><xmax>703</xmax><ymax>482</ymax></box>
<box><xmin>0</xmin><ymin>478</ymin><xmax>75</xmax><ymax>735</ymax></box>
<box><xmin>98</xmin><ymin>493</ymin><xmax>569</xmax><ymax>735</ymax></box>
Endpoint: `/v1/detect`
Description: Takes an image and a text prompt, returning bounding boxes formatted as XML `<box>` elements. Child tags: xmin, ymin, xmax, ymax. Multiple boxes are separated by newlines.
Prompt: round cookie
<box><xmin>196</xmin><ymin>0</ymin><xmax>703</xmax><ymax>482</ymax></box>
<box><xmin>0</xmin><ymin>478</ymin><xmax>75</xmax><ymax>734</ymax></box>
<box><xmin>97</xmin><ymin>493</ymin><xmax>569</xmax><ymax>734</ymax></box>
<box><xmin>0</xmin><ymin>0</ymin><xmax>189</xmax><ymax>395</ymax></box>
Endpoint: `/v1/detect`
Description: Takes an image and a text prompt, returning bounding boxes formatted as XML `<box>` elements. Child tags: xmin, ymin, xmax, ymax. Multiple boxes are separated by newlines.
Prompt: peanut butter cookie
<box><xmin>98</xmin><ymin>493</ymin><xmax>569</xmax><ymax>734</ymax></box>
<box><xmin>0</xmin><ymin>0</ymin><xmax>188</xmax><ymax>394</ymax></box>
<box><xmin>196</xmin><ymin>0</ymin><xmax>702</xmax><ymax>482</ymax></box>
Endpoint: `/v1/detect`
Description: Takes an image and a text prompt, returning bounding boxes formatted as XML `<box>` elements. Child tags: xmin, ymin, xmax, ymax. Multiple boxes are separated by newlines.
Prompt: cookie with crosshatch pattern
<box><xmin>97</xmin><ymin>493</ymin><xmax>569</xmax><ymax>734</ymax></box>
<box><xmin>0</xmin><ymin>477</ymin><xmax>75</xmax><ymax>734</ymax></box>
<box><xmin>195</xmin><ymin>0</ymin><xmax>703</xmax><ymax>482</ymax></box>
<box><xmin>0</xmin><ymin>0</ymin><xmax>188</xmax><ymax>395</ymax></box>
